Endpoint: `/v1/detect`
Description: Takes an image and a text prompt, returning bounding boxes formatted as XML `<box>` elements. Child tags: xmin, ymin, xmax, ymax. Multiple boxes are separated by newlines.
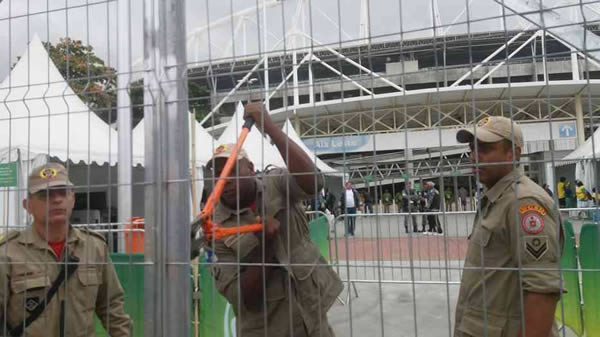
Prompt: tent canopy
<box><xmin>132</xmin><ymin>117</ymin><xmax>215</xmax><ymax>165</ymax></box>
<box><xmin>561</xmin><ymin>128</ymin><xmax>600</xmax><ymax>165</ymax></box>
<box><xmin>216</xmin><ymin>103</ymin><xmax>286</xmax><ymax>170</ymax></box>
<box><xmin>0</xmin><ymin>35</ymin><xmax>131</xmax><ymax>165</ymax></box>
<box><xmin>281</xmin><ymin>120</ymin><xmax>337</xmax><ymax>174</ymax></box>
<box><xmin>216</xmin><ymin>102</ymin><xmax>338</xmax><ymax>174</ymax></box>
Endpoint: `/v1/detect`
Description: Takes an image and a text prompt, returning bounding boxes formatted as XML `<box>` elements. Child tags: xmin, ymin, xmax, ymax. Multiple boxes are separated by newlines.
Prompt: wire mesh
<box><xmin>1</xmin><ymin>0</ymin><xmax>600</xmax><ymax>336</ymax></box>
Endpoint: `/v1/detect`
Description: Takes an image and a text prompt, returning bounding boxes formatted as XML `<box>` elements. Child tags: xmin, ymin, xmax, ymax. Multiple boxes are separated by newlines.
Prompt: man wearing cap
<box><xmin>454</xmin><ymin>117</ymin><xmax>563</xmax><ymax>337</ymax></box>
<box><xmin>0</xmin><ymin>163</ymin><xmax>132</xmax><ymax>337</ymax></box>
<box><xmin>208</xmin><ymin>103</ymin><xmax>343</xmax><ymax>337</ymax></box>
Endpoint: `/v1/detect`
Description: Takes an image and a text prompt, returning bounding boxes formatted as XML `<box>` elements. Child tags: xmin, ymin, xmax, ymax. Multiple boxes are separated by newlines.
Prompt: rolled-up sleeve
<box><xmin>269</xmin><ymin>167</ymin><xmax>323</xmax><ymax>201</ymax></box>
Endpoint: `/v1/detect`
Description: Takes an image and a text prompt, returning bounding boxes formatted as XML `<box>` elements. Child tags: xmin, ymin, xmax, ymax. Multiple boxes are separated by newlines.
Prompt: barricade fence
<box><xmin>2</xmin><ymin>0</ymin><xmax>600</xmax><ymax>336</ymax></box>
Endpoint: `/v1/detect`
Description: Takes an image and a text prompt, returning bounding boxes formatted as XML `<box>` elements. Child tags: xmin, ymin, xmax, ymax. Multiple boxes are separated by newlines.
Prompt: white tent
<box><xmin>281</xmin><ymin>119</ymin><xmax>337</xmax><ymax>174</ymax></box>
<box><xmin>0</xmin><ymin>35</ymin><xmax>144</xmax><ymax>227</ymax></box>
<box><xmin>132</xmin><ymin>117</ymin><xmax>215</xmax><ymax>215</ymax></box>
<box><xmin>216</xmin><ymin>102</ymin><xmax>339</xmax><ymax>175</ymax></box>
<box><xmin>0</xmin><ymin>35</ymin><xmax>134</xmax><ymax>166</ymax></box>
<box><xmin>562</xmin><ymin>128</ymin><xmax>600</xmax><ymax>163</ymax></box>
<box><xmin>216</xmin><ymin>103</ymin><xmax>286</xmax><ymax>170</ymax></box>
<box><xmin>561</xmin><ymin>129</ymin><xmax>600</xmax><ymax>189</ymax></box>
<box><xmin>132</xmin><ymin>117</ymin><xmax>215</xmax><ymax>165</ymax></box>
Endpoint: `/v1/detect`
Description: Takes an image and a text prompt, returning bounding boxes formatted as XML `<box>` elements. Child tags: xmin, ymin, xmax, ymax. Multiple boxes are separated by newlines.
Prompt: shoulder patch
<box><xmin>0</xmin><ymin>231</ymin><xmax>20</xmax><ymax>246</ymax></box>
<box><xmin>521</xmin><ymin>212</ymin><xmax>545</xmax><ymax>234</ymax></box>
<box><xmin>81</xmin><ymin>229</ymin><xmax>108</xmax><ymax>244</ymax></box>
<box><xmin>519</xmin><ymin>204</ymin><xmax>547</xmax><ymax>216</ymax></box>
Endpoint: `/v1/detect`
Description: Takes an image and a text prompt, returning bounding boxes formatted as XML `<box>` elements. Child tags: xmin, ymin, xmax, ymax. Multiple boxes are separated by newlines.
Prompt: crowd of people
<box><xmin>305</xmin><ymin>180</ymin><xmax>448</xmax><ymax>236</ymax></box>
<box><xmin>555</xmin><ymin>176</ymin><xmax>600</xmax><ymax>209</ymax></box>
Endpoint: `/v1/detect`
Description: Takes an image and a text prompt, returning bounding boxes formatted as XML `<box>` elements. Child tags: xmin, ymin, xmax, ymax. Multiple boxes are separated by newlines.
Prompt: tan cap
<box><xmin>456</xmin><ymin>116</ymin><xmax>524</xmax><ymax>148</ymax></box>
<box><xmin>28</xmin><ymin>163</ymin><xmax>73</xmax><ymax>194</ymax></box>
<box><xmin>208</xmin><ymin>143</ymin><xmax>249</xmax><ymax>165</ymax></box>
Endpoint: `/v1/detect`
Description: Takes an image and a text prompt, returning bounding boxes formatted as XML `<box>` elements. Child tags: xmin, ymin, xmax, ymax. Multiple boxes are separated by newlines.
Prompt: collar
<box><xmin>484</xmin><ymin>167</ymin><xmax>523</xmax><ymax>204</ymax></box>
<box><xmin>213</xmin><ymin>178</ymin><xmax>263</xmax><ymax>224</ymax></box>
<box><xmin>18</xmin><ymin>225</ymin><xmax>81</xmax><ymax>250</ymax></box>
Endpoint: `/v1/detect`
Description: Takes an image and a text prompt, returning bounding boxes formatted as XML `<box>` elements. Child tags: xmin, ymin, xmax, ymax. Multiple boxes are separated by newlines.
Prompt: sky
<box><xmin>0</xmin><ymin>0</ymin><xmax>594</xmax><ymax>81</ymax></box>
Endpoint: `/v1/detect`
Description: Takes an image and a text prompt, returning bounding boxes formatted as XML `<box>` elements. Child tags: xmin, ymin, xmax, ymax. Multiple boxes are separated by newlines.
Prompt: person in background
<box><xmin>362</xmin><ymin>190</ymin><xmax>373</xmax><ymax>214</ymax></box>
<box><xmin>444</xmin><ymin>188</ymin><xmax>453</xmax><ymax>211</ymax></box>
<box><xmin>565</xmin><ymin>181</ymin><xmax>574</xmax><ymax>206</ymax></box>
<box><xmin>576</xmin><ymin>180</ymin><xmax>589</xmax><ymax>209</ymax></box>
<box><xmin>401</xmin><ymin>181</ymin><xmax>419</xmax><ymax>233</ymax></box>
<box><xmin>592</xmin><ymin>188</ymin><xmax>600</xmax><ymax>206</ymax></box>
<box><xmin>425</xmin><ymin>182</ymin><xmax>443</xmax><ymax>234</ymax></box>
<box><xmin>382</xmin><ymin>189</ymin><xmax>392</xmax><ymax>213</ymax></box>
<box><xmin>543</xmin><ymin>183</ymin><xmax>553</xmax><ymax>197</ymax></box>
<box><xmin>418</xmin><ymin>188</ymin><xmax>429</xmax><ymax>232</ymax></box>
<box><xmin>557</xmin><ymin>177</ymin><xmax>566</xmax><ymax>208</ymax></box>
<box><xmin>458</xmin><ymin>186</ymin><xmax>468</xmax><ymax>211</ymax></box>
<box><xmin>395</xmin><ymin>191</ymin><xmax>403</xmax><ymax>212</ymax></box>
<box><xmin>341</xmin><ymin>181</ymin><xmax>360</xmax><ymax>236</ymax></box>
<box><xmin>324</xmin><ymin>188</ymin><xmax>337</xmax><ymax>216</ymax></box>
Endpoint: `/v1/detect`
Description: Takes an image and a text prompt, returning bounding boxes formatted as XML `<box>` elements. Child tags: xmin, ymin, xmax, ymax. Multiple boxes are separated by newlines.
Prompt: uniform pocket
<box><xmin>77</xmin><ymin>268</ymin><xmax>101</xmax><ymax>286</ymax></box>
<box><xmin>457</xmin><ymin>311</ymin><xmax>506</xmax><ymax>337</ymax></box>
<box><xmin>76</xmin><ymin>268</ymin><xmax>101</xmax><ymax>311</ymax></box>
<box><xmin>11</xmin><ymin>275</ymin><xmax>51</xmax><ymax>294</ymax></box>
<box><xmin>472</xmin><ymin>226</ymin><xmax>492</xmax><ymax>247</ymax></box>
<box><xmin>9</xmin><ymin>274</ymin><xmax>51</xmax><ymax>327</ymax></box>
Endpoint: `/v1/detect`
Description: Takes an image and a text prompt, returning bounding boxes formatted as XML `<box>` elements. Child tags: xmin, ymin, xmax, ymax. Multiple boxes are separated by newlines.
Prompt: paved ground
<box><xmin>323</xmin><ymin>213</ymin><xmax>585</xmax><ymax>337</ymax></box>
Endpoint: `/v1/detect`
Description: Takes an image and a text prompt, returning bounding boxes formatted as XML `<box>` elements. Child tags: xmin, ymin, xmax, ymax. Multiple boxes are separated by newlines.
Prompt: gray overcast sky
<box><xmin>0</xmin><ymin>0</ymin><xmax>590</xmax><ymax>81</ymax></box>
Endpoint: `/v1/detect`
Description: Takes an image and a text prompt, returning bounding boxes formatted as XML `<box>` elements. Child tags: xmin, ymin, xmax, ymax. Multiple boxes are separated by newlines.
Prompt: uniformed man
<box><xmin>208</xmin><ymin>103</ymin><xmax>343</xmax><ymax>337</ymax></box>
<box><xmin>454</xmin><ymin>117</ymin><xmax>563</xmax><ymax>337</ymax></box>
<box><xmin>0</xmin><ymin>163</ymin><xmax>132</xmax><ymax>337</ymax></box>
<box><xmin>401</xmin><ymin>181</ymin><xmax>419</xmax><ymax>233</ymax></box>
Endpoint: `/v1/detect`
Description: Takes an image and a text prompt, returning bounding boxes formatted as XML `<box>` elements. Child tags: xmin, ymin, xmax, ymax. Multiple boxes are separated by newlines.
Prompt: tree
<box><xmin>43</xmin><ymin>38</ymin><xmax>118</xmax><ymax>124</ymax></box>
<box><xmin>44</xmin><ymin>37</ymin><xmax>211</xmax><ymax>126</ymax></box>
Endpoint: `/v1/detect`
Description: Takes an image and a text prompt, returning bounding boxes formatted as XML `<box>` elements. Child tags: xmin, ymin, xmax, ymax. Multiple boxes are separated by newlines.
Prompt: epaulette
<box><xmin>0</xmin><ymin>231</ymin><xmax>20</xmax><ymax>247</ymax></box>
<box><xmin>80</xmin><ymin>229</ymin><xmax>108</xmax><ymax>244</ymax></box>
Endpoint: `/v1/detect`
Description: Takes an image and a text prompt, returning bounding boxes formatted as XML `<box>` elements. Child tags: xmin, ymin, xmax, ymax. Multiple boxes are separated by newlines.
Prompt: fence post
<box><xmin>144</xmin><ymin>0</ymin><xmax>191</xmax><ymax>336</ymax></box>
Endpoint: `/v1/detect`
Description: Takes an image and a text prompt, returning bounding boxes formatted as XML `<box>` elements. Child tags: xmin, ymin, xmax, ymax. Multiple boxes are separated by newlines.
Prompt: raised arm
<box><xmin>244</xmin><ymin>103</ymin><xmax>322</xmax><ymax>194</ymax></box>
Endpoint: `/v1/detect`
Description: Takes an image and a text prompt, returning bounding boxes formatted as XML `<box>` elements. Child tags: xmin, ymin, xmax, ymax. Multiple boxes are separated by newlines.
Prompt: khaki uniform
<box><xmin>454</xmin><ymin>169</ymin><xmax>563</xmax><ymax>337</ymax></box>
<box><xmin>0</xmin><ymin>227</ymin><xmax>132</xmax><ymax>337</ymax></box>
<box><xmin>211</xmin><ymin>168</ymin><xmax>343</xmax><ymax>337</ymax></box>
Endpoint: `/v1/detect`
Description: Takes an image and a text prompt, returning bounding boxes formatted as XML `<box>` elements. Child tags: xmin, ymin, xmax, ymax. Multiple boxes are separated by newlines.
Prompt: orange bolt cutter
<box><xmin>191</xmin><ymin>118</ymin><xmax>264</xmax><ymax>244</ymax></box>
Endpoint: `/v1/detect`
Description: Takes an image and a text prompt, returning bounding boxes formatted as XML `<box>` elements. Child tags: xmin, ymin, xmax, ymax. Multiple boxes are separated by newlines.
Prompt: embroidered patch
<box><xmin>477</xmin><ymin>117</ymin><xmax>490</xmax><ymax>127</ymax></box>
<box><xmin>524</xmin><ymin>236</ymin><xmax>548</xmax><ymax>261</ymax></box>
<box><xmin>25</xmin><ymin>296</ymin><xmax>40</xmax><ymax>312</ymax></box>
<box><xmin>521</xmin><ymin>212</ymin><xmax>545</xmax><ymax>234</ymax></box>
<box><xmin>214</xmin><ymin>144</ymin><xmax>228</xmax><ymax>155</ymax></box>
<box><xmin>39</xmin><ymin>167</ymin><xmax>58</xmax><ymax>179</ymax></box>
<box><xmin>519</xmin><ymin>204</ymin><xmax>547</xmax><ymax>216</ymax></box>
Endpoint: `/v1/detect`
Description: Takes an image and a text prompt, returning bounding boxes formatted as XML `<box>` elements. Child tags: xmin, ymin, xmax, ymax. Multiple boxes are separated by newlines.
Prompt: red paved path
<box><xmin>330</xmin><ymin>237</ymin><xmax>468</xmax><ymax>261</ymax></box>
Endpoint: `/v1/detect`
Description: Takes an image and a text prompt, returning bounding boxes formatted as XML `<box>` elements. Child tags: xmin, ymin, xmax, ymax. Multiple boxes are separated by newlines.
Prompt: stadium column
<box><xmin>575</xmin><ymin>94</ymin><xmax>585</xmax><ymax>146</ymax></box>
<box><xmin>406</xmin><ymin>148</ymin><xmax>414</xmax><ymax>183</ymax></box>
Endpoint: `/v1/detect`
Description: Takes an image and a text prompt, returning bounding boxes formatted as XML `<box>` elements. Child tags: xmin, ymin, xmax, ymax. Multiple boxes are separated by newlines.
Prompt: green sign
<box><xmin>0</xmin><ymin>162</ymin><xmax>18</xmax><ymax>187</ymax></box>
<box><xmin>364</xmin><ymin>174</ymin><xmax>375</xmax><ymax>182</ymax></box>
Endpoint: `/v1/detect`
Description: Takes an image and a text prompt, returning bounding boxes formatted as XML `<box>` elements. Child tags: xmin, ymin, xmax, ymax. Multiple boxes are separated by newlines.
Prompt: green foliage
<box><xmin>42</xmin><ymin>37</ymin><xmax>211</xmax><ymax>126</ymax></box>
<box><xmin>43</xmin><ymin>38</ymin><xmax>117</xmax><ymax>123</ymax></box>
